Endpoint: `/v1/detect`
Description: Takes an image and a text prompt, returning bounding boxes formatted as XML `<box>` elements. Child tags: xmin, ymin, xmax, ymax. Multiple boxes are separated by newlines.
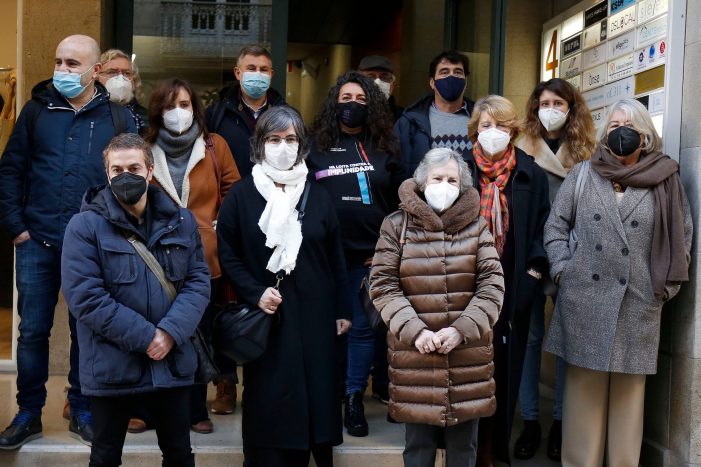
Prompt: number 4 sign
<box><xmin>542</xmin><ymin>25</ymin><xmax>562</xmax><ymax>80</ymax></box>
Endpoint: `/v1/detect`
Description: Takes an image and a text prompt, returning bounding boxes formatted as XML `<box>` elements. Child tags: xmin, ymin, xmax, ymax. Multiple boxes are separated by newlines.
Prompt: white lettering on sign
<box><xmin>637</xmin><ymin>0</ymin><xmax>668</xmax><ymax>24</ymax></box>
<box><xmin>562</xmin><ymin>11</ymin><xmax>584</xmax><ymax>39</ymax></box>
<box><xmin>636</xmin><ymin>14</ymin><xmax>667</xmax><ymax>47</ymax></box>
<box><xmin>562</xmin><ymin>54</ymin><xmax>582</xmax><ymax>79</ymax></box>
<box><xmin>591</xmin><ymin>106</ymin><xmax>609</xmax><ymax>131</ymax></box>
<box><xmin>566</xmin><ymin>74</ymin><xmax>582</xmax><ymax>91</ymax></box>
<box><xmin>605</xmin><ymin>76</ymin><xmax>635</xmax><ymax>105</ymax></box>
<box><xmin>608</xmin><ymin>30</ymin><xmax>636</xmax><ymax>59</ymax></box>
<box><xmin>608</xmin><ymin>5</ymin><xmax>636</xmax><ymax>38</ymax></box>
<box><xmin>583</xmin><ymin>63</ymin><xmax>607</xmax><ymax>91</ymax></box>
<box><xmin>607</xmin><ymin>54</ymin><xmax>635</xmax><ymax>81</ymax></box>
<box><xmin>635</xmin><ymin>38</ymin><xmax>667</xmax><ymax>72</ymax></box>
<box><xmin>610</xmin><ymin>0</ymin><xmax>636</xmax><ymax>14</ymax></box>
<box><xmin>583</xmin><ymin>42</ymin><xmax>608</xmax><ymax>70</ymax></box>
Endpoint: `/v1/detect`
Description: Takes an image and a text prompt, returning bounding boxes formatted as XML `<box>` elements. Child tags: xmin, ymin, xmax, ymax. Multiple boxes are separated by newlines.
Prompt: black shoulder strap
<box><xmin>399</xmin><ymin>209</ymin><xmax>408</xmax><ymax>257</ymax></box>
<box><xmin>297</xmin><ymin>182</ymin><xmax>311</xmax><ymax>224</ymax></box>
<box><xmin>210</xmin><ymin>101</ymin><xmax>227</xmax><ymax>134</ymax></box>
<box><xmin>108</xmin><ymin>101</ymin><xmax>127</xmax><ymax>135</ymax></box>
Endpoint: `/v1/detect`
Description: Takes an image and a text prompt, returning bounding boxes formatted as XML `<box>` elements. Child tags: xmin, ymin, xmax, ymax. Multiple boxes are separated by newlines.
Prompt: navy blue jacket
<box><xmin>394</xmin><ymin>94</ymin><xmax>475</xmax><ymax>178</ymax></box>
<box><xmin>205</xmin><ymin>84</ymin><xmax>286</xmax><ymax>178</ymax></box>
<box><xmin>0</xmin><ymin>79</ymin><xmax>137</xmax><ymax>247</ymax></box>
<box><xmin>61</xmin><ymin>185</ymin><xmax>210</xmax><ymax>396</ymax></box>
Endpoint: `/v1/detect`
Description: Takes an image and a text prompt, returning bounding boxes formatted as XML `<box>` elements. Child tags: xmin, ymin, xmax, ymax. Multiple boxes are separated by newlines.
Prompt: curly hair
<box><xmin>310</xmin><ymin>71</ymin><xmax>399</xmax><ymax>157</ymax></box>
<box><xmin>523</xmin><ymin>78</ymin><xmax>596</xmax><ymax>162</ymax></box>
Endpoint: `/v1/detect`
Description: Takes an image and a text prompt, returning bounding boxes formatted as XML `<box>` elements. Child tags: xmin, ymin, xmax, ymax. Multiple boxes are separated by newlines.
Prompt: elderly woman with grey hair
<box><xmin>544</xmin><ymin>98</ymin><xmax>692</xmax><ymax>467</ymax></box>
<box><xmin>370</xmin><ymin>148</ymin><xmax>505</xmax><ymax>467</ymax></box>
<box><xmin>216</xmin><ymin>106</ymin><xmax>351</xmax><ymax>467</ymax></box>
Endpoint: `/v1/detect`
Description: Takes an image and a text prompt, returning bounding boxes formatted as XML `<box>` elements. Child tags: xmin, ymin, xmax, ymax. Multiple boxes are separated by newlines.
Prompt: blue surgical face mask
<box><xmin>240</xmin><ymin>71</ymin><xmax>271</xmax><ymax>99</ymax></box>
<box><xmin>53</xmin><ymin>64</ymin><xmax>96</xmax><ymax>99</ymax></box>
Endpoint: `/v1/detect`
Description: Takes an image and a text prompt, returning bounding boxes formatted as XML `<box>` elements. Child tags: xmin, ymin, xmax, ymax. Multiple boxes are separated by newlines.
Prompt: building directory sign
<box><xmin>543</xmin><ymin>0</ymin><xmax>671</xmax><ymax>132</ymax></box>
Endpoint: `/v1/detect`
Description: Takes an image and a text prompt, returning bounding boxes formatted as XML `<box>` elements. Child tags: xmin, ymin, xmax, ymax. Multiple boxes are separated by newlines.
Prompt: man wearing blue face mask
<box><xmin>0</xmin><ymin>34</ymin><xmax>136</xmax><ymax>450</ymax></box>
<box><xmin>206</xmin><ymin>45</ymin><xmax>287</xmax><ymax>178</ymax></box>
<box><xmin>395</xmin><ymin>50</ymin><xmax>475</xmax><ymax>178</ymax></box>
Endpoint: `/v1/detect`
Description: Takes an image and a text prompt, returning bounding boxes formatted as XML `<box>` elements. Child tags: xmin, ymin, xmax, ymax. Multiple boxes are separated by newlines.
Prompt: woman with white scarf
<box><xmin>217</xmin><ymin>106</ymin><xmax>352</xmax><ymax>467</ymax></box>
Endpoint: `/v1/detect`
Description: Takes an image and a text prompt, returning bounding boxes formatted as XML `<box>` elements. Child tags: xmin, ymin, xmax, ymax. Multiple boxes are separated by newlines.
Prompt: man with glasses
<box><xmin>97</xmin><ymin>49</ymin><xmax>148</xmax><ymax>136</ymax></box>
<box><xmin>395</xmin><ymin>50</ymin><xmax>474</xmax><ymax>176</ymax></box>
<box><xmin>358</xmin><ymin>55</ymin><xmax>404</xmax><ymax>121</ymax></box>
<box><xmin>0</xmin><ymin>34</ymin><xmax>135</xmax><ymax>450</ymax></box>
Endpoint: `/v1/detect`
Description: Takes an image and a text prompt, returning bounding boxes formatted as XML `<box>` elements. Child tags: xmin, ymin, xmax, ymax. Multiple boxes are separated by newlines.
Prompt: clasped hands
<box><xmin>147</xmin><ymin>328</ymin><xmax>175</xmax><ymax>360</ymax></box>
<box><xmin>415</xmin><ymin>327</ymin><xmax>463</xmax><ymax>354</ymax></box>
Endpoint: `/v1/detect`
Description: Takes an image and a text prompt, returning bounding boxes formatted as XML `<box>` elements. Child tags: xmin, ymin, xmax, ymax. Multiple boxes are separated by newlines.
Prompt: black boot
<box><xmin>344</xmin><ymin>392</ymin><xmax>368</xmax><ymax>437</ymax></box>
<box><xmin>513</xmin><ymin>419</ymin><xmax>541</xmax><ymax>460</ymax></box>
<box><xmin>547</xmin><ymin>420</ymin><xmax>562</xmax><ymax>461</ymax></box>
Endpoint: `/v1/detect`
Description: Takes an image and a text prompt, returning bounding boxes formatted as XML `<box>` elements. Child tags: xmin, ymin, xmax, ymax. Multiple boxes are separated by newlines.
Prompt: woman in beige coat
<box><xmin>370</xmin><ymin>148</ymin><xmax>504</xmax><ymax>467</ymax></box>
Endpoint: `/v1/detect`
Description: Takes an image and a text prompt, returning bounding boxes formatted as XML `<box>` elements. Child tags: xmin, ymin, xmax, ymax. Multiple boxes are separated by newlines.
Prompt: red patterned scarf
<box><xmin>473</xmin><ymin>143</ymin><xmax>517</xmax><ymax>255</ymax></box>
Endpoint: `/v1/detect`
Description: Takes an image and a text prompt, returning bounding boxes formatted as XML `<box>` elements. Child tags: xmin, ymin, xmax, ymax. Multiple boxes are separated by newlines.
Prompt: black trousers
<box><xmin>403</xmin><ymin>419</ymin><xmax>479</xmax><ymax>467</ymax></box>
<box><xmin>89</xmin><ymin>386</ymin><xmax>194</xmax><ymax>467</ymax></box>
<box><xmin>243</xmin><ymin>442</ymin><xmax>333</xmax><ymax>467</ymax></box>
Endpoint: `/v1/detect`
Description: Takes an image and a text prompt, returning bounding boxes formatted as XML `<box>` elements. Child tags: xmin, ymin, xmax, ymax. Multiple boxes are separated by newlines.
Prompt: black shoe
<box><xmin>547</xmin><ymin>420</ymin><xmax>562</xmax><ymax>462</ymax></box>
<box><xmin>344</xmin><ymin>392</ymin><xmax>368</xmax><ymax>437</ymax></box>
<box><xmin>69</xmin><ymin>411</ymin><xmax>94</xmax><ymax>446</ymax></box>
<box><xmin>0</xmin><ymin>412</ymin><xmax>42</xmax><ymax>450</ymax></box>
<box><xmin>372</xmin><ymin>385</ymin><xmax>389</xmax><ymax>405</ymax></box>
<box><xmin>513</xmin><ymin>419</ymin><xmax>541</xmax><ymax>460</ymax></box>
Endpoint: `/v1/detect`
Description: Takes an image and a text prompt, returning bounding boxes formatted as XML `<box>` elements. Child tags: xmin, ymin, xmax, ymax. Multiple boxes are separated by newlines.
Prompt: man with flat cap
<box><xmin>358</xmin><ymin>55</ymin><xmax>403</xmax><ymax>121</ymax></box>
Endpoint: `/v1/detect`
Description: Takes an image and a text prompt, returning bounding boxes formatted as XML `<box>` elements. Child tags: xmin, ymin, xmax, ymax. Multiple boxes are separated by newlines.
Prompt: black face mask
<box><xmin>110</xmin><ymin>172</ymin><xmax>148</xmax><ymax>205</ymax></box>
<box><xmin>335</xmin><ymin>101</ymin><xmax>368</xmax><ymax>128</ymax></box>
<box><xmin>607</xmin><ymin>126</ymin><xmax>641</xmax><ymax>157</ymax></box>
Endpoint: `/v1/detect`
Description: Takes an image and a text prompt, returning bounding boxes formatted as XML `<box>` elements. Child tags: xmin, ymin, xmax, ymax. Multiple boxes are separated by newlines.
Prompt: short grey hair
<box><xmin>598</xmin><ymin>98</ymin><xmax>662</xmax><ymax>153</ymax></box>
<box><xmin>414</xmin><ymin>148</ymin><xmax>472</xmax><ymax>193</ymax></box>
<box><xmin>250</xmin><ymin>106</ymin><xmax>310</xmax><ymax>165</ymax></box>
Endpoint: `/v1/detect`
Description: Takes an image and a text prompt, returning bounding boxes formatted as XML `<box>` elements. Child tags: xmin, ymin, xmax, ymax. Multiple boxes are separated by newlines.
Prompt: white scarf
<box><xmin>251</xmin><ymin>161</ymin><xmax>309</xmax><ymax>274</ymax></box>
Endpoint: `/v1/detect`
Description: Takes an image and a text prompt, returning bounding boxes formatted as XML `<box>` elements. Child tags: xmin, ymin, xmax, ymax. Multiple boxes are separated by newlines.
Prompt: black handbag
<box><xmin>212</xmin><ymin>181</ymin><xmax>311</xmax><ymax>364</ymax></box>
<box><xmin>362</xmin><ymin>210</ymin><xmax>409</xmax><ymax>330</ymax></box>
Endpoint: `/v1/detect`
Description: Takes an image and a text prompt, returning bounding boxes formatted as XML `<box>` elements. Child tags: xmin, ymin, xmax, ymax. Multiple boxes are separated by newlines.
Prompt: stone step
<box><xmin>0</xmin><ymin>375</ymin><xmax>557</xmax><ymax>466</ymax></box>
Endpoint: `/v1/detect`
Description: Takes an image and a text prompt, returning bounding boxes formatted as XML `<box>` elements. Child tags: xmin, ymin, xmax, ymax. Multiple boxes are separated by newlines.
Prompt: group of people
<box><xmin>0</xmin><ymin>33</ymin><xmax>692</xmax><ymax>467</ymax></box>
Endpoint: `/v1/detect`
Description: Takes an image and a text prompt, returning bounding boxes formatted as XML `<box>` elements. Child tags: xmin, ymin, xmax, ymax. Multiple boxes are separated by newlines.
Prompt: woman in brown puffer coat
<box><xmin>369</xmin><ymin>147</ymin><xmax>505</xmax><ymax>467</ymax></box>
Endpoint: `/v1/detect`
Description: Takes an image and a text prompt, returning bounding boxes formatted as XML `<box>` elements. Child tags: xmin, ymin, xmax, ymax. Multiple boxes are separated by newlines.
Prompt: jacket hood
<box><xmin>399</xmin><ymin>178</ymin><xmax>481</xmax><ymax>234</ymax></box>
<box><xmin>81</xmin><ymin>184</ymin><xmax>181</xmax><ymax>235</ymax></box>
<box><xmin>32</xmin><ymin>78</ymin><xmax>109</xmax><ymax>108</ymax></box>
<box><xmin>219</xmin><ymin>83</ymin><xmax>286</xmax><ymax>108</ymax></box>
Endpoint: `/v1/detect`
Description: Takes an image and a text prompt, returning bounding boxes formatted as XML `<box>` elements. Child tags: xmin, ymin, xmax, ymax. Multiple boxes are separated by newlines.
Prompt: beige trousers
<box><xmin>562</xmin><ymin>364</ymin><xmax>646</xmax><ymax>467</ymax></box>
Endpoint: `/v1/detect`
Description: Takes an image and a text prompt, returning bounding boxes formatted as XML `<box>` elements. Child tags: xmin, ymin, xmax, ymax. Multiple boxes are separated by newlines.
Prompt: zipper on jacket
<box><xmin>87</xmin><ymin>121</ymin><xmax>95</xmax><ymax>154</ymax></box>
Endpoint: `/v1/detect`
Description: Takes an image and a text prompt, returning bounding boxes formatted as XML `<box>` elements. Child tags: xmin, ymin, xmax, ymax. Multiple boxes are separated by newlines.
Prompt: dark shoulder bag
<box><xmin>122</xmin><ymin>232</ymin><xmax>219</xmax><ymax>384</ymax></box>
<box><xmin>213</xmin><ymin>181</ymin><xmax>311</xmax><ymax>364</ymax></box>
<box><xmin>362</xmin><ymin>210</ymin><xmax>409</xmax><ymax>330</ymax></box>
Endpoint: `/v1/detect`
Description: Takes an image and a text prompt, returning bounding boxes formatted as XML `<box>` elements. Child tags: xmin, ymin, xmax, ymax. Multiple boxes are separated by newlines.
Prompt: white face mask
<box><xmin>538</xmin><ymin>107</ymin><xmax>569</xmax><ymax>132</ymax></box>
<box><xmin>163</xmin><ymin>107</ymin><xmax>194</xmax><ymax>135</ymax></box>
<box><xmin>424</xmin><ymin>181</ymin><xmax>460</xmax><ymax>212</ymax></box>
<box><xmin>374</xmin><ymin>78</ymin><xmax>391</xmax><ymax>100</ymax></box>
<box><xmin>265</xmin><ymin>141</ymin><xmax>299</xmax><ymax>170</ymax></box>
<box><xmin>478</xmin><ymin>127</ymin><xmax>511</xmax><ymax>157</ymax></box>
<box><xmin>105</xmin><ymin>74</ymin><xmax>134</xmax><ymax>105</ymax></box>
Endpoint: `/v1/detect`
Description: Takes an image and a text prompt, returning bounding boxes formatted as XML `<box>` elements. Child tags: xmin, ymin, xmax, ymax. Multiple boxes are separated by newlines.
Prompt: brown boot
<box><xmin>127</xmin><ymin>418</ymin><xmax>148</xmax><ymax>434</ymax></box>
<box><xmin>210</xmin><ymin>380</ymin><xmax>236</xmax><ymax>415</ymax></box>
<box><xmin>62</xmin><ymin>386</ymin><xmax>70</xmax><ymax>421</ymax></box>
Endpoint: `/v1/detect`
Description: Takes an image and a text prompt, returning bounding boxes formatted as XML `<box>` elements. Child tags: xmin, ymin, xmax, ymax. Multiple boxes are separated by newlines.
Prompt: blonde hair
<box><xmin>468</xmin><ymin>95</ymin><xmax>522</xmax><ymax>143</ymax></box>
<box><xmin>598</xmin><ymin>98</ymin><xmax>662</xmax><ymax>153</ymax></box>
<box><xmin>99</xmin><ymin>48</ymin><xmax>144</xmax><ymax>103</ymax></box>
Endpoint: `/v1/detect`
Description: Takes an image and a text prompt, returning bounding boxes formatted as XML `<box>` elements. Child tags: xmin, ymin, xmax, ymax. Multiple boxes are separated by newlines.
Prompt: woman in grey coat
<box><xmin>544</xmin><ymin>98</ymin><xmax>692</xmax><ymax>467</ymax></box>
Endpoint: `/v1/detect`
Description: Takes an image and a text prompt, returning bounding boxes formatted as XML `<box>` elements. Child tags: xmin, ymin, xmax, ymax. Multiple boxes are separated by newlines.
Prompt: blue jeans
<box><xmin>15</xmin><ymin>237</ymin><xmax>88</xmax><ymax>417</ymax></box>
<box><xmin>519</xmin><ymin>291</ymin><xmax>564</xmax><ymax>421</ymax></box>
<box><xmin>345</xmin><ymin>266</ymin><xmax>388</xmax><ymax>395</ymax></box>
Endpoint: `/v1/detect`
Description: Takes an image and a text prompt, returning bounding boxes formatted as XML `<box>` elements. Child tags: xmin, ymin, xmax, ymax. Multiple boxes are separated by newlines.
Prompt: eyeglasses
<box><xmin>100</xmin><ymin>69</ymin><xmax>133</xmax><ymax>79</ymax></box>
<box><xmin>265</xmin><ymin>135</ymin><xmax>299</xmax><ymax>145</ymax></box>
<box><xmin>363</xmin><ymin>71</ymin><xmax>395</xmax><ymax>83</ymax></box>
